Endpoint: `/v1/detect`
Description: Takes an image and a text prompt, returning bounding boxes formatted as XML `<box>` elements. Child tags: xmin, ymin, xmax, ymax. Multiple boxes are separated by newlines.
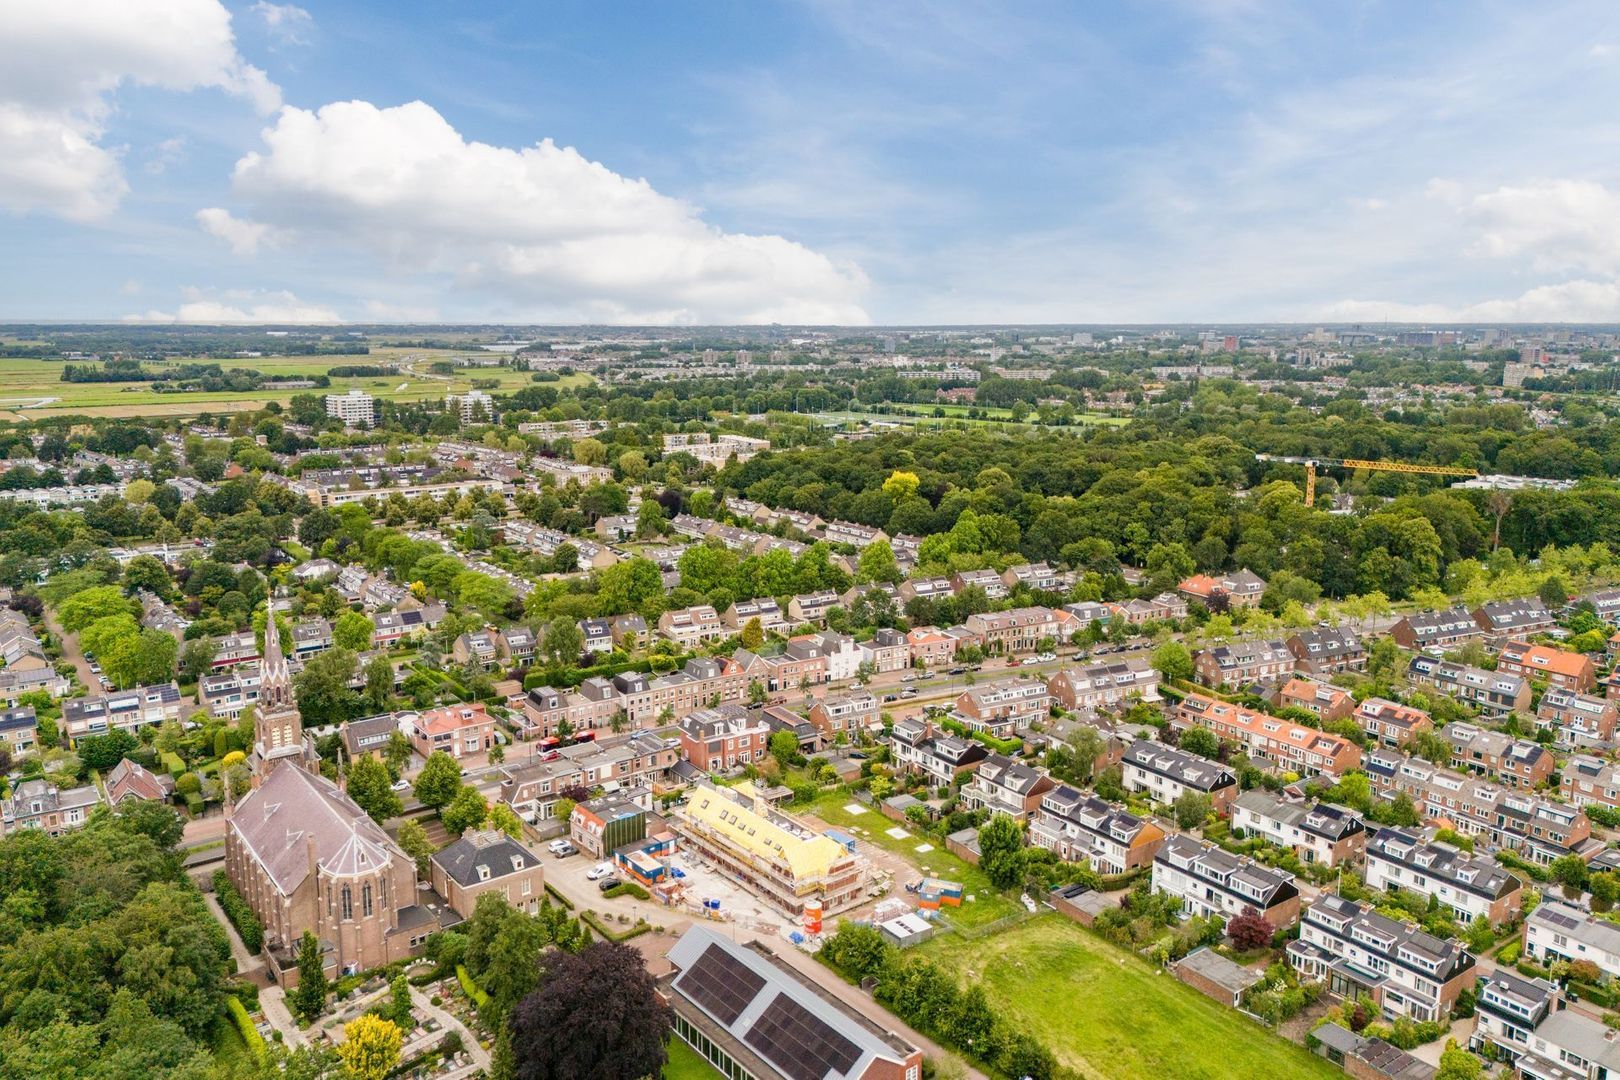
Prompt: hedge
<box><xmin>580</xmin><ymin>910</ymin><xmax>651</xmax><ymax>942</ymax></box>
<box><xmin>544</xmin><ymin>882</ymin><xmax>575</xmax><ymax>910</ymax></box>
<box><xmin>212</xmin><ymin>871</ymin><xmax>264</xmax><ymax>954</ymax></box>
<box><xmin>161</xmin><ymin>751</ymin><xmax>186</xmax><ymax>777</ymax></box>
<box><xmin>226</xmin><ymin>997</ymin><xmax>267</xmax><ymax>1065</ymax></box>
<box><xmin>456</xmin><ymin>965</ymin><xmax>490</xmax><ymax>1008</ymax></box>
<box><xmin>602</xmin><ymin>881</ymin><xmax>650</xmax><ymax>901</ymax></box>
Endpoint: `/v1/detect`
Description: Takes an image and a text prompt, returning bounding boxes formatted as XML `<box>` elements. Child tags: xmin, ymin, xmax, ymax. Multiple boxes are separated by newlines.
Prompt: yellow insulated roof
<box><xmin>681</xmin><ymin>781</ymin><xmax>847</xmax><ymax>881</ymax></box>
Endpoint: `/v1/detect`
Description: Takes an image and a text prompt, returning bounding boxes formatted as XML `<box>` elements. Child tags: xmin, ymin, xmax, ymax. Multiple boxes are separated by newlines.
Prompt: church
<box><xmin>224</xmin><ymin>610</ymin><xmax>444</xmax><ymax>985</ymax></box>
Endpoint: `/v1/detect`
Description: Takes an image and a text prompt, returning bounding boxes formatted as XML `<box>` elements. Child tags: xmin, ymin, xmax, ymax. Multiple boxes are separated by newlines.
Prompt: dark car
<box><xmin>597</xmin><ymin>875</ymin><xmax>622</xmax><ymax>892</ymax></box>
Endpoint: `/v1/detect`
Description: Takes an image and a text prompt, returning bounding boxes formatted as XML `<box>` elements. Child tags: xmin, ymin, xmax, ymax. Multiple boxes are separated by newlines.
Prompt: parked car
<box><xmin>586</xmin><ymin>862</ymin><xmax>613</xmax><ymax>880</ymax></box>
<box><xmin>547</xmin><ymin>839</ymin><xmax>576</xmax><ymax>856</ymax></box>
<box><xmin>390</xmin><ymin>779</ymin><xmax>410</xmax><ymax>791</ymax></box>
<box><xmin>597</xmin><ymin>875</ymin><xmax>621</xmax><ymax>892</ymax></box>
<box><xmin>947</xmin><ymin>667</ymin><xmax>966</xmax><ymax>676</ymax></box>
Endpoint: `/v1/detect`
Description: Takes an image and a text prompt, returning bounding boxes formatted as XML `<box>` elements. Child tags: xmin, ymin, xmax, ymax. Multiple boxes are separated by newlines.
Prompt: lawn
<box><xmin>919</xmin><ymin>915</ymin><xmax>1340</xmax><ymax>1080</ymax></box>
<box><xmin>803</xmin><ymin>790</ymin><xmax>1023</xmax><ymax>928</ymax></box>
<box><xmin>663</xmin><ymin>1036</ymin><xmax>723</xmax><ymax>1079</ymax></box>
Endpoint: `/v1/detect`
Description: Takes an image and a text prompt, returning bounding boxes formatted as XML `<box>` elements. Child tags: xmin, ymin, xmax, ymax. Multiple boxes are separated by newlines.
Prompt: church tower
<box><xmin>254</xmin><ymin>607</ymin><xmax>308</xmax><ymax>780</ymax></box>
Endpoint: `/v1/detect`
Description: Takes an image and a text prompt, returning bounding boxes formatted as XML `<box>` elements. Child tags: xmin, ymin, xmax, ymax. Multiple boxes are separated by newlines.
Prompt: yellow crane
<box><xmin>1254</xmin><ymin>454</ymin><xmax>1478</xmax><ymax>507</ymax></box>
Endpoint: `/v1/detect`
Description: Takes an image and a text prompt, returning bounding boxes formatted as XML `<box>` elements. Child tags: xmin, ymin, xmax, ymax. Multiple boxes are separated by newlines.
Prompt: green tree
<box><xmin>1150</xmin><ymin>640</ymin><xmax>1194</xmax><ymax>683</ymax></box>
<box><xmin>333</xmin><ymin>610</ymin><xmax>374</xmax><ymax>652</ymax></box>
<box><xmin>442</xmin><ymin>785</ymin><xmax>488</xmax><ymax>836</ymax></box>
<box><xmin>543</xmin><ymin>617</ymin><xmax>583</xmax><ymax>666</ymax></box>
<box><xmin>739</xmin><ymin>616</ymin><xmax>765</xmax><ymax>650</ymax></box>
<box><xmin>856</xmin><ymin>540</ymin><xmax>901</xmax><ymax>585</ymax></box>
<box><xmin>293</xmin><ymin>648</ymin><xmax>361</xmax><ymax>726</ymax></box>
<box><xmin>397</xmin><ymin>819</ymin><xmax>436</xmax><ymax>878</ymax></box>
<box><xmin>363</xmin><ymin>653</ymin><xmax>395</xmax><ymax>711</ymax></box>
<box><xmin>291</xmin><ymin>930</ymin><xmax>329</xmax><ymax>1024</ymax></box>
<box><xmin>769</xmin><ymin>730</ymin><xmax>799</xmax><ymax>766</ymax></box>
<box><xmin>1174</xmin><ymin>791</ymin><xmax>1212</xmax><ymax>830</ymax></box>
<box><xmin>414</xmin><ymin>751</ymin><xmax>462</xmax><ymax>810</ymax></box>
<box><xmin>346</xmin><ymin>756</ymin><xmax>403</xmax><ymax>823</ymax></box>
<box><xmin>978</xmin><ymin>814</ymin><xmax>1025</xmax><ymax>889</ymax></box>
<box><xmin>102</xmin><ymin>629</ymin><xmax>177</xmax><ymax>689</ymax></box>
<box><xmin>58</xmin><ymin>585</ymin><xmax>133</xmax><ymax>633</ymax></box>
<box><xmin>389</xmin><ymin>973</ymin><xmax>414</xmax><ymax>1030</ymax></box>
<box><xmin>1435</xmin><ymin>1040</ymin><xmax>1483</xmax><ymax>1080</ymax></box>
<box><xmin>1179</xmin><ymin>726</ymin><xmax>1220</xmax><ymax>760</ymax></box>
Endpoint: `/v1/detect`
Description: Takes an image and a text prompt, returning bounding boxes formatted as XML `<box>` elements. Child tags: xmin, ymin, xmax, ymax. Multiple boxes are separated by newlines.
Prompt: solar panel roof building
<box><xmin>666</xmin><ymin>926</ymin><xmax>923</xmax><ymax>1080</ymax></box>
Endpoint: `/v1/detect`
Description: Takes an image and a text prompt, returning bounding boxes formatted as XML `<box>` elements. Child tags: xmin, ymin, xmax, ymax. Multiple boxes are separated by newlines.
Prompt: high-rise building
<box><xmin>324</xmin><ymin>389</ymin><xmax>376</xmax><ymax>427</ymax></box>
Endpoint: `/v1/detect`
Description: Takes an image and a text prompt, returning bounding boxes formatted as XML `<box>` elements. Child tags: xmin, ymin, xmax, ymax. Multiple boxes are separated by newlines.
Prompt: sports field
<box><xmin>0</xmin><ymin>348</ymin><xmax>590</xmax><ymax>420</ymax></box>
<box><xmin>918</xmin><ymin>915</ymin><xmax>1340</xmax><ymax>1080</ymax></box>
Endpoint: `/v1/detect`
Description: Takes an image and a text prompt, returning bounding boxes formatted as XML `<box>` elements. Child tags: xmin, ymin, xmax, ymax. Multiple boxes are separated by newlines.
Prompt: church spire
<box><xmin>253</xmin><ymin>603</ymin><xmax>307</xmax><ymax>779</ymax></box>
<box><xmin>260</xmin><ymin>605</ymin><xmax>292</xmax><ymax>712</ymax></box>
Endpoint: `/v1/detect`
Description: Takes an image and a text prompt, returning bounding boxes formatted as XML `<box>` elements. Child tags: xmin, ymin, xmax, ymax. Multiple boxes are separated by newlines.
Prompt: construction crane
<box><xmin>1254</xmin><ymin>454</ymin><xmax>1478</xmax><ymax>507</ymax></box>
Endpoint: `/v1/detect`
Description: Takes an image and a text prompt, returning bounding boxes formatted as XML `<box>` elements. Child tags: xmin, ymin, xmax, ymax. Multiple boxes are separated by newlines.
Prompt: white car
<box><xmin>1021</xmin><ymin>656</ymin><xmax>1040</xmax><ymax>666</ymax></box>
<box><xmin>1037</xmin><ymin>652</ymin><xmax>1057</xmax><ymax>662</ymax></box>
<box><xmin>547</xmin><ymin>838</ymin><xmax>575</xmax><ymax>855</ymax></box>
<box><xmin>586</xmin><ymin>862</ymin><xmax>613</xmax><ymax>881</ymax></box>
<box><xmin>391</xmin><ymin>779</ymin><xmax>410</xmax><ymax>792</ymax></box>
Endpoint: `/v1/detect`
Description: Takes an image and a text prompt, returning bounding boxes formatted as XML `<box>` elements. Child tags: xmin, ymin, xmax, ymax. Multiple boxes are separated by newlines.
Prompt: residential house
<box><xmin>1045</xmin><ymin>658</ymin><xmax>1160</xmax><ymax>711</ymax></box>
<box><xmin>198</xmin><ymin>665</ymin><xmax>264</xmax><ymax>721</ymax></box>
<box><xmin>1536</xmin><ymin>688</ymin><xmax>1617</xmax><ymax>748</ymax></box>
<box><xmin>569</xmin><ymin>794</ymin><xmax>649</xmax><ymax>858</ymax></box>
<box><xmin>1473</xmin><ymin>599</ymin><xmax>1557</xmax><ymax>644</ymax></box>
<box><xmin>1561</xmin><ymin>755</ymin><xmax>1620</xmax><ymax>812</ymax></box>
<box><xmin>1178</xmin><ymin>569</ymin><xmax>1266</xmax><ymax>609</ymax></box>
<box><xmin>500</xmin><ymin>733</ymin><xmax>680</xmax><ymax>821</ymax></box>
<box><xmin>888</xmin><ymin>717</ymin><xmax>988</xmax><ymax>787</ymax></box>
<box><xmin>960</xmin><ymin>753</ymin><xmax>1056</xmax><ymax>821</ymax></box>
<box><xmin>951</xmin><ymin>568</ymin><xmax>1008</xmax><ymax>600</ymax></box>
<box><xmin>724</xmin><ymin>598</ymin><xmax>790</xmax><ymax>636</ymax></box>
<box><xmin>1002</xmin><ymin>562</ymin><xmax>1064</xmax><ymax>593</ymax></box>
<box><xmin>1524</xmin><ymin>900</ymin><xmax>1620</xmax><ymax>982</ymax></box>
<box><xmin>1364</xmin><ymin>828</ymin><xmax>1524</xmax><ymax>925</ymax></box>
<box><xmin>1192</xmin><ymin>639</ymin><xmax>1295</xmax><ymax>688</ymax></box>
<box><xmin>578</xmin><ymin>618</ymin><xmax>613</xmax><ymax>656</ymax></box>
<box><xmin>1407</xmin><ymin>656</ymin><xmax>1530</xmax><ymax>717</ymax></box>
<box><xmin>451</xmin><ymin>630</ymin><xmax>500</xmax><ymax>670</ymax></box>
<box><xmin>678</xmin><ymin>706</ymin><xmax>770</xmax><ymax>772</ymax></box>
<box><xmin>499</xmin><ymin>627</ymin><xmax>537</xmax><ymax>666</ymax></box>
<box><xmin>1231</xmin><ymin>790</ymin><xmax>1366</xmax><ymax>866</ymax></box>
<box><xmin>290</xmin><ymin>619</ymin><xmax>332</xmax><ymax>659</ymax></box>
<box><xmin>964</xmin><ymin>606</ymin><xmax>1061</xmax><ymax>655</ymax></box>
<box><xmin>809</xmin><ymin>689</ymin><xmax>879</xmax><ymax>737</ymax></box>
<box><xmin>1273</xmin><ymin>676</ymin><xmax>1355</xmax><ymax>722</ymax></box>
<box><xmin>1120</xmin><ymin>740</ymin><xmax>1239</xmax><ymax>815</ymax></box>
<box><xmin>0</xmin><ymin>706</ymin><xmax>35</xmax><ymax>756</ymax></box>
<box><xmin>1496</xmin><ymin>641</ymin><xmax>1596</xmax><ymax>693</ymax></box>
<box><xmin>430</xmin><ymin>829</ymin><xmax>544</xmax><ymax>918</ymax></box>
<box><xmin>953</xmin><ymin>678</ymin><xmax>1050</xmax><ymax>738</ymax></box>
<box><xmin>1288</xmin><ymin>894</ymin><xmax>1476</xmax><ymax>1023</ymax></box>
<box><xmin>787</xmin><ymin>591</ymin><xmax>840</xmax><ymax>626</ymax></box>
<box><xmin>898</xmin><ymin>576</ymin><xmax>955</xmax><ymax>605</ymax></box>
<box><xmin>905</xmin><ymin>626</ymin><xmax>957</xmax><ymax>668</ymax></box>
<box><xmin>1389</xmin><ymin>607</ymin><xmax>1482</xmax><ymax>651</ymax></box>
<box><xmin>609</xmin><ymin>613</ymin><xmax>647</xmax><ymax>649</ymax></box>
<box><xmin>659</xmin><ymin>605</ymin><xmax>727</xmax><ymax>649</ymax></box>
<box><xmin>1470</xmin><ymin>969</ymin><xmax>1559</xmax><ymax>1064</ymax></box>
<box><xmin>1355</xmin><ymin>698</ymin><xmax>1435</xmax><ymax>749</ymax></box>
<box><xmin>211</xmin><ymin>630</ymin><xmax>260</xmax><ymax>669</ymax></box>
<box><xmin>1286</xmin><ymin>626</ymin><xmax>1367</xmax><ymax>674</ymax></box>
<box><xmin>1151</xmin><ymin>834</ymin><xmax>1300</xmax><ymax>925</ymax></box>
<box><xmin>1</xmin><ymin>778</ymin><xmax>102</xmax><ymax>836</ymax></box>
<box><xmin>408</xmin><ymin>703</ymin><xmax>497</xmax><ymax>760</ymax></box>
<box><xmin>62</xmin><ymin>682</ymin><xmax>185</xmax><ymax>742</ymax></box>
<box><xmin>1442</xmin><ymin>722</ymin><xmax>1554</xmax><ymax>789</ymax></box>
<box><xmin>1029</xmin><ymin>786</ymin><xmax>1166</xmax><ymax>873</ymax></box>
<box><xmin>1172</xmin><ymin>693</ymin><xmax>1362</xmax><ymax>777</ymax></box>
<box><xmin>857</xmin><ymin>628</ymin><xmax>910</xmax><ymax>674</ymax></box>
<box><xmin>342</xmin><ymin>713</ymin><xmax>403</xmax><ymax>762</ymax></box>
<box><xmin>104</xmin><ymin>758</ymin><xmax>174</xmax><ymax>805</ymax></box>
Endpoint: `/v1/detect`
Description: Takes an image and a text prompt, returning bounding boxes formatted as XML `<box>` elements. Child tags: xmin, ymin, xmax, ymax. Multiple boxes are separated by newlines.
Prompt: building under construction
<box><xmin>671</xmin><ymin>781</ymin><xmax>871</xmax><ymax>917</ymax></box>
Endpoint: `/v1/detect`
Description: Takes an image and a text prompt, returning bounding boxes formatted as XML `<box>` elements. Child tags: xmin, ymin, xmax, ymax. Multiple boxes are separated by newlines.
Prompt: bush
<box><xmin>455</xmin><ymin>965</ymin><xmax>489</xmax><ymax>1008</ymax></box>
<box><xmin>213</xmin><ymin>870</ymin><xmax>264</xmax><ymax>953</ymax></box>
<box><xmin>602</xmin><ymin>881</ymin><xmax>650</xmax><ymax>901</ymax></box>
<box><xmin>227</xmin><ymin>996</ymin><xmax>268</xmax><ymax>1064</ymax></box>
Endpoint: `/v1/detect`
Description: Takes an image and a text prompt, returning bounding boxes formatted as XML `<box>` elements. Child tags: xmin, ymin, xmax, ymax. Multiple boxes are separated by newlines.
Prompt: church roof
<box><xmin>230</xmin><ymin>763</ymin><xmax>404</xmax><ymax>896</ymax></box>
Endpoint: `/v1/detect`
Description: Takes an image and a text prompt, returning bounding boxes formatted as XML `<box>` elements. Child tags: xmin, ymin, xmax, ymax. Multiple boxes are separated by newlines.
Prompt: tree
<box><xmin>543</xmin><ymin>617</ymin><xmax>583</xmax><ymax>666</ymax></box>
<box><xmin>384</xmin><ymin>730</ymin><xmax>414</xmax><ymax>777</ymax></box>
<box><xmin>58</xmin><ymin>585</ymin><xmax>133</xmax><ymax>633</ymax></box>
<box><xmin>102</xmin><ymin>629</ymin><xmax>177</xmax><ymax>689</ymax></box>
<box><xmin>748</xmin><ymin>679</ymin><xmax>767</xmax><ymax>706</ymax></box>
<box><xmin>389</xmin><ymin>973</ymin><xmax>414</xmax><ymax>1030</ymax></box>
<box><xmin>1227</xmin><ymin>906</ymin><xmax>1273</xmax><ymax>951</ymax></box>
<box><xmin>856</xmin><ymin>540</ymin><xmax>900</xmax><ymax>585</ymax></box>
<box><xmin>347</xmin><ymin>756</ymin><xmax>403</xmax><ymax>823</ymax></box>
<box><xmin>1178</xmin><ymin>726</ymin><xmax>1220</xmax><ymax>760</ymax></box>
<box><xmin>508</xmin><ymin>942</ymin><xmax>671</xmax><ymax>1080</ymax></box>
<box><xmin>1174</xmin><ymin>791</ymin><xmax>1212</xmax><ymax>830</ymax></box>
<box><xmin>978</xmin><ymin>814</ymin><xmax>1024</xmax><ymax>889</ymax></box>
<box><xmin>882</xmin><ymin>470</ymin><xmax>920</xmax><ymax>499</ymax></box>
<box><xmin>414</xmin><ymin>751</ymin><xmax>462</xmax><ymax>809</ymax></box>
<box><xmin>442</xmin><ymin>785</ymin><xmax>489</xmax><ymax>835</ymax></box>
<box><xmin>397</xmin><ymin>818</ymin><xmax>436</xmax><ymax>878</ymax></box>
<box><xmin>336</xmin><ymin>1014</ymin><xmax>402</xmax><ymax>1080</ymax></box>
<box><xmin>333</xmin><ymin>610</ymin><xmax>374</xmax><ymax>652</ymax></box>
<box><xmin>1435</xmin><ymin>1039</ymin><xmax>1483</xmax><ymax>1080</ymax></box>
<box><xmin>634</xmin><ymin>498</ymin><xmax>665</xmax><ymax>539</ymax></box>
<box><xmin>293</xmin><ymin>648</ymin><xmax>362</xmax><ymax>726</ymax></box>
<box><xmin>363</xmin><ymin>653</ymin><xmax>395</xmax><ymax>711</ymax></box>
<box><xmin>180</xmin><ymin>638</ymin><xmax>216</xmax><ymax>684</ymax></box>
<box><xmin>488</xmin><ymin>801</ymin><xmax>524</xmax><ymax>838</ymax></box>
<box><xmin>291</xmin><ymin>930</ymin><xmax>329</xmax><ymax>1024</ymax></box>
<box><xmin>1150</xmin><ymin>640</ymin><xmax>1194</xmax><ymax>684</ymax></box>
<box><xmin>77</xmin><ymin>729</ymin><xmax>139</xmax><ymax>770</ymax></box>
<box><xmin>769</xmin><ymin>730</ymin><xmax>799</xmax><ymax>766</ymax></box>
<box><xmin>739</xmin><ymin>616</ymin><xmax>765</xmax><ymax>650</ymax></box>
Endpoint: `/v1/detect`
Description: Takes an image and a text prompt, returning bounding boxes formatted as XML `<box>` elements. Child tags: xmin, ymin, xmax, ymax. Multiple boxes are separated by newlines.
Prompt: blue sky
<box><xmin>5</xmin><ymin>0</ymin><xmax>1620</xmax><ymax>324</ymax></box>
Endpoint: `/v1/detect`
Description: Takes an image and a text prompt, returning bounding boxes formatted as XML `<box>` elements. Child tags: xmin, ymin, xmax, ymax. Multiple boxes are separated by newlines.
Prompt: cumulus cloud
<box><xmin>208</xmin><ymin>99</ymin><xmax>868</xmax><ymax>324</ymax></box>
<box><xmin>1456</xmin><ymin>178</ymin><xmax>1620</xmax><ymax>275</ymax></box>
<box><xmin>0</xmin><ymin>0</ymin><xmax>278</xmax><ymax>221</ymax></box>
<box><xmin>1325</xmin><ymin>279</ymin><xmax>1620</xmax><ymax>323</ymax></box>
<box><xmin>196</xmin><ymin>207</ymin><xmax>274</xmax><ymax>255</ymax></box>
<box><xmin>126</xmin><ymin>287</ymin><xmax>340</xmax><ymax>323</ymax></box>
<box><xmin>252</xmin><ymin>2</ymin><xmax>313</xmax><ymax>45</ymax></box>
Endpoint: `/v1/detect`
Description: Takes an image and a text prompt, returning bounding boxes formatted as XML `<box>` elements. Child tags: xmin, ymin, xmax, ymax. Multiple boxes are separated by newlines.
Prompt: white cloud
<box><xmin>1325</xmin><ymin>279</ymin><xmax>1620</xmax><ymax>323</ymax></box>
<box><xmin>127</xmin><ymin>287</ymin><xmax>340</xmax><ymax>323</ymax></box>
<box><xmin>213</xmin><ymin>99</ymin><xmax>869</xmax><ymax>324</ymax></box>
<box><xmin>196</xmin><ymin>206</ymin><xmax>274</xmax><ymax>254</ymax></box>
<box><xmin>1455</xmin><ymin>178</ymin><xmax>1620</xmax><ymax>274</ymax></box>
<box><xmin>0</xmin><ymin>0</ymin><xmax>278</xmax><ymax>221</ymax></box>
<box><xmin>144</xmin><ymin>136</ymin><xmax>189</xmax><ymax>175</ymax></box>
<box><xmin>252</xmin><ymin>2</ymin><xmax>313</xmax><ymax>46</ymax></box>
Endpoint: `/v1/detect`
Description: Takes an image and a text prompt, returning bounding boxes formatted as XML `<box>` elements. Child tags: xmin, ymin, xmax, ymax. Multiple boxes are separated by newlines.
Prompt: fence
<box><xmin>936</xmin><ymin>906</ymin><xmax>1041</xmax><ymax>940</ymax></box>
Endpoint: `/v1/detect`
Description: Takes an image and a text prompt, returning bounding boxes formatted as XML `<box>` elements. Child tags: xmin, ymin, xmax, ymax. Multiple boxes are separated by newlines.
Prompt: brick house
<box><xmin>429</xmin><ymin>829</ymin><xmax>545</xmax><ymax>918</ymax></box>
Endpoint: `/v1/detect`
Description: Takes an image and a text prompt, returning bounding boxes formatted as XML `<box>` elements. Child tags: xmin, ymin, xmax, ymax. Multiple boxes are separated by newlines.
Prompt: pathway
<box><xmin>41</xmin><ymin>605</ymin><xmax>95</xmax><ymax>690</ymax></box>
<box><xmin>412</xmin><ymin>985</ymin><xmax>490</xmax><ymax>1072</ymax></box>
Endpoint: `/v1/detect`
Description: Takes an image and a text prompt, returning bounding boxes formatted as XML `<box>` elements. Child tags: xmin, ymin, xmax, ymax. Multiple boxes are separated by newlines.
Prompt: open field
<box><xmin>803</xmin><ymin>791</ymin><xmax>1023</xmax><ymax>928</ymax></box>
<box><xmin>886</xmin><ymin>400</ymin><xmax>1132</xmax><ymax>425</ymax></box>
<box><xmin>0</xmin><ymin>350</ymin><xmax>591</xmax><ymax>420</ymax></box>
<box><xmin>918</xmin><ymin>915</ymin><xmax>1339</xmax><ymax>1080</ymax></box>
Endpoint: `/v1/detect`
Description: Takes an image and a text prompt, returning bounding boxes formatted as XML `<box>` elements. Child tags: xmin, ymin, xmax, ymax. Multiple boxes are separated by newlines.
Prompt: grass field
<box><xmin>886</xmin><ymin>400</ymin><xmax>1132</xmax><ymax>426</ymax></box>
<box><xmin>804</xmin><ymin>791</ymin><xmax>1023</xmax><ymax>928</ymax></box>
<box><xmin>918</xmin><ymin>915</ymin><xmax>1339</xmax><ymax>1080</ymax></box>
<box><xmin>0</xmin><ymin>349</ymin><xmax>591</xmax><ymax>420</ymax></box>
<box><xmin>664</xmin><ymin>1036</ymin><xmax>723</xmax><ymax>1079</ymax></box>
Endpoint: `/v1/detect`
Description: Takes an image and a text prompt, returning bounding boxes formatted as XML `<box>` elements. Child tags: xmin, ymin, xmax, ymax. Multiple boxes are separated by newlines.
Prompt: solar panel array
<box><xmin>678</xmin><ymin>943</ymin><xmax>766</xmax><ymax>1026</ymax></box>
<box><xmin>1538</xmin><ymin>907</ymin><xmax>1582</xmax><ymax>931</ymax></box>
<box><xmin>745</xmin><ymin>993</ymin><xmax>862</xmax><ymax>1080</ymax></box>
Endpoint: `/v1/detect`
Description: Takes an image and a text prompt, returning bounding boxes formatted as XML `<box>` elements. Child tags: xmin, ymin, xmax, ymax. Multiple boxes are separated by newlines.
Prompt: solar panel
<box><xmin>745</xmin><ymin>993</ymin><xmax>862</xmax><ymax>1080</ymax></box>
<box><xmin>677</xmin><ymin>943</ymin><xmax>765</xmax><ymax>1026</ymax></box>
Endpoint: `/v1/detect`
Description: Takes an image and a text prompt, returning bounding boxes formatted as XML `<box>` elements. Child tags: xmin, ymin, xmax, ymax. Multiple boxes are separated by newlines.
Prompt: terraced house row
<box><xmin>1170</xmin><ymin>693</ymin><xmax>1361</xmax><ymax>777</ymax></box>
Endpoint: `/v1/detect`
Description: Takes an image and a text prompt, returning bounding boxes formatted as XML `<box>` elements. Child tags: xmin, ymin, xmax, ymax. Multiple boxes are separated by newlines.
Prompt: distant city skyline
<box><xmin>5</xmin><ymin>1</ymin><xmax>1620</xmax><ymax>325</ymax></box>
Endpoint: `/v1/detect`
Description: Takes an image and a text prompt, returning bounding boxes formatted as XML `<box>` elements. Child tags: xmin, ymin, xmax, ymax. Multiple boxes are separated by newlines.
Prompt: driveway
<box><xmin>41</xmin><ymin>605</ymin><xmax>96</xmax><ymax>691</ymax></box>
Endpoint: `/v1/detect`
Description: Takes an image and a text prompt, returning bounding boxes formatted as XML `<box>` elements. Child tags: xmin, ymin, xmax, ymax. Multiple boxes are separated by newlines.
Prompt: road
<box><xmin>41</xmin><ymin>605</ymin><xmax>96</xmax><ymax>692</ymax></box>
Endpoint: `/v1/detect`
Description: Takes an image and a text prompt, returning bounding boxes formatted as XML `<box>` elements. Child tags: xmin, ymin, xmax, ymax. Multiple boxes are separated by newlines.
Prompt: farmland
<box><xmin>918</xmin><ymin>915</ymin><xmax>1341</xmax><ymax>1080</ymax></box>
<box><xmin>0</xmin><ymin>349</ymin><xmax>591</xmax><ymax>421</ymax></box>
